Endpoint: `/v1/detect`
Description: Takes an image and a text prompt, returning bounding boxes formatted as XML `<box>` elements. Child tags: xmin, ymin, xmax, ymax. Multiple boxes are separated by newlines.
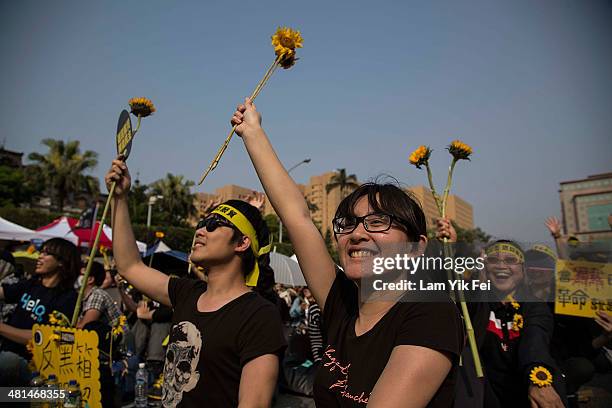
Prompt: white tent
<box><xmin>270</xmin><ymin>252</ymin><xmax>306</xmax><ymax>286</ymax></box>
<box><xmin>101</xmin><ymin>224</ymin><xmax>147</xmax><ymax>253</ymax></box>
<box><xmin>35</xmin><ymin>216</ymin><xmax>147</xmax><ymax>252</ymax></box>
<box><xmin>34</xmin><ymin>216</ymin><xmax>79</xmax><ymax>244</ymax></box>
<box><xmin>0</xmin><ymin>217</ymin><xmax>56</xmax><ymax>242</ymax></box>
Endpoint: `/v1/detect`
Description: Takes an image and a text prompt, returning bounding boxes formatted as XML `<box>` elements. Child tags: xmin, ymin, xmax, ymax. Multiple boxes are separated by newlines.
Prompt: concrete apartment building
<box><xmin>559</xmin><ymin>172</ymin><xmax>612</xmax><ymax>242</ymax></box>
<box><xmin>195</xmin><ymin>172</ymin><xmax>475</xmax><ymax>236</ymax></box>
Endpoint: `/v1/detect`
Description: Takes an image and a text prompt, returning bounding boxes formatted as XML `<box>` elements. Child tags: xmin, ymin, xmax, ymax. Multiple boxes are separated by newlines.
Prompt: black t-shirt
<box><xmin>313</xmin><ymin>272</ymin><xmax>464</xmax><ymax>407</ymax></box>
<box><xmin>1</xmin><ymin>279</ymin><xmax>77</xmax><ymax>358</ymax></box>
<box><xmin>163</xmin><ymin>277</ymin><xmax>286</xmax><ymax>408</ymax></box>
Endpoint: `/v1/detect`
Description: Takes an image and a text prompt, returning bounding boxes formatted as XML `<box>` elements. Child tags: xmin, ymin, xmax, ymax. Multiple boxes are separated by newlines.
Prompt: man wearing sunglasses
<box><xmin>106</xmin><ymin>157</ymin><xmax>285</xmax><ymax>408</ymax></box>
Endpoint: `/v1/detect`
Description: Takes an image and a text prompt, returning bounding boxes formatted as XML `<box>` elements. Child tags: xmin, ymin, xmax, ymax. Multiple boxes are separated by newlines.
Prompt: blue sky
<box><xmin>1</xmin><ymin>0</ymin><xmax>611</xmax><ymax>242</ymax></box>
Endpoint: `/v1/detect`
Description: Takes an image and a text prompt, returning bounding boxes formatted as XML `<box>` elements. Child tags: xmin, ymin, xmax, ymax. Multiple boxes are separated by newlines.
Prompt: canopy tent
<box><xmin>36</xmin><ymin>216</ymin><xmax>147</xmax><ymax>252</ymax></box>
<box><xmin>271</xmin><ymin>252</ymin><xmax>306</xmax><ymax>286</ymax></box>
<box><xmin>0</xmin><ymin>216</ymin><xmax>56</xmax><ymax>242</ymax></box>
<box><xmin>143</xmin><ymin>240</ymin><xmax>189</xmax><ymax>276</ymax></box>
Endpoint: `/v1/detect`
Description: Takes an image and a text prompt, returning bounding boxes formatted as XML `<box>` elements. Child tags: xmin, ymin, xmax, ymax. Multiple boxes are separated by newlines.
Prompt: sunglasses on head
<box><xmin>196</xmin><ymin>216</ymin><xmax>236</xmax><ymax>232</ymax></box>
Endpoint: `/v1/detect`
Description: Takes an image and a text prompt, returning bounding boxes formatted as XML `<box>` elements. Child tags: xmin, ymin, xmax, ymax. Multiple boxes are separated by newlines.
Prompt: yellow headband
<box><xmin>211</xmin><ymin>204</ymin><xmax>271</xmax><ymax>286</ymax></box>
<box><xmin>485</xmin><ymin>242</ymin><xmax>525</xmax><ymax>263</ymax></box>
<box><xmin>531</xmin><ymin>244</ymin><xmax>557</xmax><ymax>260</ymax></box>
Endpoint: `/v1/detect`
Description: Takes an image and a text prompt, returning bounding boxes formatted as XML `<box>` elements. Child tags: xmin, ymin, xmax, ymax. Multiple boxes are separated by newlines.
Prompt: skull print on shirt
<box><xmin>162</xmin><ymin>321</ymin><xmax>202</xmax><ymax>407</ymax></box>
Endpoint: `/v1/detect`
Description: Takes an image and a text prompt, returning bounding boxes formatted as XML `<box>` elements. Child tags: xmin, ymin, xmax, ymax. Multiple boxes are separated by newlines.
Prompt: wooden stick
<box><xmin>71</xmin><ymin>182</ymin><xmax>116</xmax><ymax>326</ymax></box>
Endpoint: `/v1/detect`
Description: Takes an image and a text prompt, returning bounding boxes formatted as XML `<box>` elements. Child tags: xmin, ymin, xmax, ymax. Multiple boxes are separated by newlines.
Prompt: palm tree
<box><xmin>28</xmin><ymin>139</ymin><xmax>98</xmax><ymax>211</ymax></box>
<box><xmin>150</xmin><ymin>173</ymin><xmax>196</xmax><ymax>226</ymax></box>
<box><xmin>326</xmin><ymin>168</ymin><xmax>359</xmax><ymax>199</ymax></box>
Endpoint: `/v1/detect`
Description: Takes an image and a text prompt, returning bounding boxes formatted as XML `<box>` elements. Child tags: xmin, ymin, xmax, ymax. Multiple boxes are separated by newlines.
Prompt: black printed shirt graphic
<box><xmin>163</xmin><ymin>321</ymin><xmax>202</xmax><ymax>406</ymax></box>
<box><xmin>164</xmin><ymin>277</ymin><xmax>286</xmax><ymax>408</ymax></box>
<box><xmin>313</xmin><ymin>271</ymin><xmax>464</xmax><ymax>407</ymax></box>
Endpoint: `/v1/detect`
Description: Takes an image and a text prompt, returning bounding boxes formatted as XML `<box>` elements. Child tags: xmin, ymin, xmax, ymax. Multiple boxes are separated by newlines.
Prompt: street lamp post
<box><xmin>146</xmin><ymin>195</ymin><xmax>163</xmax><ymax>228</ymax></box>
<box><xmin>279</xmin><ymin>158</ymin><xmax>311</xmax><ymax>243</ymax></box>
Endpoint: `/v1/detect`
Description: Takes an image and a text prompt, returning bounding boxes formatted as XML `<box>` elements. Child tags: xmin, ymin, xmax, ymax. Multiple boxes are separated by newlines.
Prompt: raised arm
<box><xmin>232</xmin><ymin>99</ymin><xmax>336</xmax><ymax>310</ymax></box>
<box><xmin>106</xmin><ymin>158</ymin><xmax>170</xmax><ymax>306</ymax></box>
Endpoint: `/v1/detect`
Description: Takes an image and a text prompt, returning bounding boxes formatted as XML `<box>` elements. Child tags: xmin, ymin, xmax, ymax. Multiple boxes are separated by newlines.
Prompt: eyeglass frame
<box><xmin>484</xmin><ymin>255</ymin><xmax>522</xmax><ymax>266</ymax></box>
<box><xmin>332</xmin><ymin>213</ymin><xmax>411</xmax><ymax>236</ymax></box>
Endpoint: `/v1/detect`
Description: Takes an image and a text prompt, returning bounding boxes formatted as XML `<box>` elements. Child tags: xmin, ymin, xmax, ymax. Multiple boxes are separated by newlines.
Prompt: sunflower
<box><xmin>48</xmin><ymin>310</ymin><xmax>70</xmax><ymax>327</ymax></box>
<box><xmin>128</xmin><ymin>97</ymin><xmax>156</xmax><ymax>118</ymax></box>
<box><xmin>155</xmin><ymin>231</ymin><xmax>165</xmax><ymax>239</ymax></box>
<box><xmin>279</xmin><ymin>54</ymin><xmax>298</xmax><ymax>69</ymax></box>
<box><xmin>447</xmin><ymin>140</ymin><xmax>472</xmax><ymax>161</ymax></box>
<box><xmin>505</xmin><ymin>295</ymin><xmax>520</xmax><ymax>310</ymax></box>
<box><xmin>529</xmin><ymin>366</ymin><xmax>553</xmax><ymax>387</ymax></box>
<box><xmin>408</xmin><ymin>145</ymin><xmax>432</xmax><ymax>169</ymax></box>
<box><xmin>271</xmin><ymin>27</ymin><xmax>303</xmax><ymax>59</ymax></box>
<box><xmin>512</xmin><ymin>313</ymin><xmax>524</xmax><ymax>331</ymax></box>
<box><xmin>112</xmin><ymin>314</ymin><xmax>128</xmax><ymax>337</ymax></box>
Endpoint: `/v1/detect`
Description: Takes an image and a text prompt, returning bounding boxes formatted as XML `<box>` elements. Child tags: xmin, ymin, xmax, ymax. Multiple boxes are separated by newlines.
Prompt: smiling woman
<box><xmin>233</xmin><ymin>97</ymin><xmax>464</xmax><ymax>407</ymax></box>
<box><xmin>0</xmin><ymin>238</ymin><xmax>79</xmax><ymax>385</ymax></box>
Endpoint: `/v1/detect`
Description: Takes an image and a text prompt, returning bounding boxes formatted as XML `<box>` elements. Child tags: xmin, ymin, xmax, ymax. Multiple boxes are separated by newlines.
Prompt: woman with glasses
<box><xmin>467</xmin><ymin>240</ymin><xmax>565</xmax><ymax>408</ymax></box>
<box><xmin>232</xmin><ymin>98</ymin><xmax>464</xmax><ymax>407</ymax></box>
<box><xmin>0</xmin><ymin>238</ymin><xmax>79</xmax><ymax>385</ymax></box>
<box><xmin>105</xmin><ymin>160</ymin><xmax>285</xmax><ymax>408</ymax></box>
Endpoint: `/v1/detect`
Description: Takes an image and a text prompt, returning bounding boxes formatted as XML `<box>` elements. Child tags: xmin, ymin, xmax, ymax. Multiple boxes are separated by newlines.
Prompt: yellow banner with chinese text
<box><xmin>31</xmin><ymin>324</ymin><xmax>101</xmax><ymax>407</ymax></box>
<box><xmin>554</xmin><ymin>260</ymin><xmax>612</xmax><ymax>318</ymax></box>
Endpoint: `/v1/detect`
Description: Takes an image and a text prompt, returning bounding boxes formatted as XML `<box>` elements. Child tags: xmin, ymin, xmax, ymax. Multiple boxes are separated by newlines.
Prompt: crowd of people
<box><xmin>0</xmin><ymin>97</ymin><xmax>609</xmax><ymax>408</ymax></box>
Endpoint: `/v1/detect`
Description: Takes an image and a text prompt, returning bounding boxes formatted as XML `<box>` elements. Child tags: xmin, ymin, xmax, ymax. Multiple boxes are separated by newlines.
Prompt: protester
<box><xmin>134</xmin><ymin>298</ymin><xmax>172</xmax><ymax>381</ymax></box>
<box><xmin>232</xmin><ymin>98</ymin><xmax>463</xmax><ymax>407</ymax></box>
<box><xmin>0</xmin><ymin>238</ymin><xmax>79</xmax><ymax>385</ymax></box>
<box><xmin>77</xmin><ymin>260</ymin><xmax>122</xmax><ymax>329</ymax></box>
<box><xmin>304</xmin><ymin>288</ymin><xmax>323</xmax><ymax>363</ymax></box>
<box><xmin>472</xmin><ymin>240</ymin><xmax>565</xmax><ymax>408</ymax></box>
<box><xmin>106</xmin><ymin>159</ymin><xmax>286</xmax><ymax>408</ymax></box>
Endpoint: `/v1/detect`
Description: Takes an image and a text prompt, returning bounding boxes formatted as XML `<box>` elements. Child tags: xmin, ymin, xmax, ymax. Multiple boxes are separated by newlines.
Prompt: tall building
<box><xmin>559</xmin><ymin>172</ymin><xmax>612</xmax><ymax>242</ymax></box>
<box><xmin>407</xmin><ymin>185</ymin><xmax>474</xmax><ymax>231</ymax></box>
<box><xmin>303</xmin><ymin>171</ymin><xmax>354</xmax><ymax>234</ymax></box>
<box><xmin>194</xmin><ymin>178</ymin><xmax>475</xmax><ymax>236</ymax></box>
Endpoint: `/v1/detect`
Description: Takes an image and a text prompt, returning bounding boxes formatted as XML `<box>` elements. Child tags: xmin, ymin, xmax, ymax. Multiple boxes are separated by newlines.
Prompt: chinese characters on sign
<box><xmin>555</xmin><ymin>260</ymin><xmax>612</xmax><ymax>318</ymax></box>
<box><xmin>31</xmin><ymin>324</ymin><xmax>101</xmax><ymax>407</ymax></box>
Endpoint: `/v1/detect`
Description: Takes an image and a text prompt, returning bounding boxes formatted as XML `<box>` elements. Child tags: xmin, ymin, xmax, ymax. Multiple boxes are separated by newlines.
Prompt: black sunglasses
<box><xmin>196</xmin><ymin>216</ymin><xmax>236</xmax><ymax>232</ymax></box>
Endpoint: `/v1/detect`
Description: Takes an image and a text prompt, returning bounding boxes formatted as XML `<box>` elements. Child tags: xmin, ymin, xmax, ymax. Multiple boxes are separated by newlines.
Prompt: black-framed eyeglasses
<box><xmin>196</xmin><ymin>215</ymin><xmax>236</xmax><ymax>233</ymax></box>
<box><xmin>332</xmin><ymin>213</ymin><xmax>409</xmax><ymax>235</ymax></box>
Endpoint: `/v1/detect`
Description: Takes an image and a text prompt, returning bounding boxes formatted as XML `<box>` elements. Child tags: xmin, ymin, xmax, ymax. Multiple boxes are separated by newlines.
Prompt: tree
<box><xmin>0</xmin><ymin>165</ymin><xmax>38</xmax><ymax>207</ymax></box>
<box><xmin>149</xmin><ymin>173</ymin><xmax>195</xmax><ymax>226</ymax></box>
<box><xmin>128</xmin><ymin>180</ymin><xmax>150</xmax><ymax>224</ymax></box>
<box><xmin>28</xmin><ymin>139</ymin><xmax>98</xmax><ymax>211</ymax></box>
<box><xmin>326</xmin><ymin>168</ymin><xmax>359</xmax><ymax>199</ymax></box>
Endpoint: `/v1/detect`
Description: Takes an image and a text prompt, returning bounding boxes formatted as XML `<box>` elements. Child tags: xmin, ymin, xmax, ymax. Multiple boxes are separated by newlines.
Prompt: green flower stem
<box><xmin>187</xmin><ymin>234</ymin><xmax>197</xmax><ymax>274</ymax></box>
<box><xmin>441</xmin><ymin>159</ymin><xmax>457</xmax><ymax>219</ymax></box>
<box><xmin>425</xmin><ymin>162</ymin><xmax>443</xmax><ymax>215</ymax></box>
<box><xmin>71</xmin><ymin>181</ymin><xmax>117</xmax><ymax>326</ymax></box>
<box><xmin>198</xmin><ymin>56</ymin><xmax>282</xmax><ymax>185</ymax></box>
<box><xmin>132</xmin><ymin>115</ymin><xmax>142</xmax><ymax>136</ymax></box>
<box><xmin>424</xmin><ymin>157</ymin><xmax>483</xmax><ymax>377</ymax></box>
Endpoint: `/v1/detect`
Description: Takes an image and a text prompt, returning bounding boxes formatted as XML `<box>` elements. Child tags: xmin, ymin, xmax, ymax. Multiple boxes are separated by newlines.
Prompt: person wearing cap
<box><xmin>105</xmin><ymin>158</ymin><xmax>285</xmax><ymax>408</ymax></box>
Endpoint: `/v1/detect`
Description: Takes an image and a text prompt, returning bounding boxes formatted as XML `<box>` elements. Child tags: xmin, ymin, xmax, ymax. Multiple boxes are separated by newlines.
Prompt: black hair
<box><xmin>223</xmin><ymin>200</ymin><xmax>271</xmax><ymax>279</ymax></box>
<box><xmin>88</xmin><ymin>261</ymin><xmax>106</xmax><ymax>287</ymax></box>
<box><xmin>40</xmin><ymin>238</ymin><xmax>80</xmax><ymax>290</ymax></box>
<box><xmin>334</xmin><ymin>182</ymin><xmax>426</xmax><ymax>241</ymax></box>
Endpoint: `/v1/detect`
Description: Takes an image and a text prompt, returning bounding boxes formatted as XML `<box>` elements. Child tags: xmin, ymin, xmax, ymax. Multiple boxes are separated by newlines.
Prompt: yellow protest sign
<box><xmin>31</xmin><ymin>324</ymin><xmax>102</xmax><ymax>407</ymax></box>
<box><xmin>554</xmin><ymin>260</ymin><xmax>612</xmax><ymax>318</ymax></box>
